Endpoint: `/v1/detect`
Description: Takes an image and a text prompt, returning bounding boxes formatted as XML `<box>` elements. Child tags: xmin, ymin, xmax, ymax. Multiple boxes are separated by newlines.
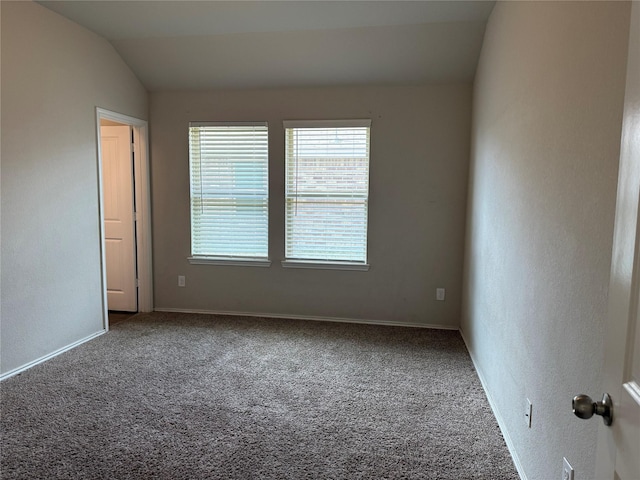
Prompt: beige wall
<box><xmin>0</xmin><ymin>1</ymin><xmax>148</xmax><ymax>375</ymax></box>
<box><xmin>150</xmin><ymin>85</ymin><xmax>470</xmax><ymax>326</ymax></box>
<box><xmin>462</xmin><ymin>2</ymin><xmax>630</xmax><ymax>479</ymax></box>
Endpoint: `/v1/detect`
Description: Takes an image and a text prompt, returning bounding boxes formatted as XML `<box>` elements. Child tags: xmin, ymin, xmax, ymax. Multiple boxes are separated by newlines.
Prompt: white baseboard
<box><xmin>459</xmin><ymin>327</ymin><xmax>526</xmax><ymax>480</ymax></box>
<box><xmin>153</xmin><ymin>307</ymin><xmax>459</xmax><ymax>331</ymax></box>
<box><xmin>0</xmin><ymin>330</ymin><xmax>106</xmax><ymax>382</ymax></box>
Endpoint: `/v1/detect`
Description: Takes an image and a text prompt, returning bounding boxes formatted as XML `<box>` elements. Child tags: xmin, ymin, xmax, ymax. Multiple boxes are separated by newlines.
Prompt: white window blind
<box><xmin>189</xmin><ymin>122</ymin><xmax>268</xmax><ymax>259</ymax></box>
<box><xmin>284</xmin><ymin>120</ymin><xmax>370</xmax><ymax>264</ymax></box>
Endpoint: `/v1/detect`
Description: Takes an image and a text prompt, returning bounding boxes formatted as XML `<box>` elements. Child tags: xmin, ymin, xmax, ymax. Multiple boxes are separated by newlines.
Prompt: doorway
<box><xmin>96</xmin><ymin>108</ymin><xmax>153</xmax><ymax>330</ymax></box>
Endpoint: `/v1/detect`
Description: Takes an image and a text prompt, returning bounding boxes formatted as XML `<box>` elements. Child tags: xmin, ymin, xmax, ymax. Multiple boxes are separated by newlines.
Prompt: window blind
<box><xmin>284</xmin><ymin>120</ymin><xmax>370</xmax><ymax>264</ymax></box>
<box><xmin>189</xmin><ymin>122</ymin><xmax>268</xmax><ymax>258</ymax></box>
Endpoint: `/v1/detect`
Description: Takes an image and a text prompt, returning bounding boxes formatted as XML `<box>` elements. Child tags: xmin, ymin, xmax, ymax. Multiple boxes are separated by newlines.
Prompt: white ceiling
<box><xmin>38</xmin><ymin>1</ymin><xmax>494</xmax><ymax>91</ymax></box>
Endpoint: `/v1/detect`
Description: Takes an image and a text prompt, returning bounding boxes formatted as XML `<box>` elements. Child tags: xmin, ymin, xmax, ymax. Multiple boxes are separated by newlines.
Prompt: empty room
<box><xmin>1</xmin><ymin>1</ymin><xmax>638</xmax><ymax>479</ymax></box>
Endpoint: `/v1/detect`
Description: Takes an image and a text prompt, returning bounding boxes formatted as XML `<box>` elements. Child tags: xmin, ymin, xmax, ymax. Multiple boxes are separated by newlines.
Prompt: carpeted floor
<box><xmin>108</xmin><ymin>311</ymin><xmax>138</xmax><ymax>326</ymax></box>
<box><xmin>1</xmin><ymin>312</ymin><xmax>519</xmax><ymax>479</ymax></box>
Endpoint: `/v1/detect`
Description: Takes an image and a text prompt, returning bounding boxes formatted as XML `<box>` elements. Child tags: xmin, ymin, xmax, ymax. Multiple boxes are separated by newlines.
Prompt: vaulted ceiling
<box><xmin>38</xmin><ymin>1</ymin><xmax>494</xmax><ymax>91</ymax></box>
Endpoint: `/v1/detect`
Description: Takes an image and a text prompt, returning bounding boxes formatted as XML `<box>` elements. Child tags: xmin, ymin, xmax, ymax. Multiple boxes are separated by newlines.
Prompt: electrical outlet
<box><xmin>436</xmin><ymin>288</ymin><xmax>445</xmax><ymax>301</ymax></box>
<box><xmin>562</xmin><ymin>457</ymin><xmax>574</xmax><ymax>480</ymax></box>
<box><xmin>525</xmin><ymin>398</ymin><xmax>532</xmax><ymax>428</ymax></box>
<box><xmin>178</xmin><ymin>275</ymin><xmax>186</xmax><ymax>287</ymax></box>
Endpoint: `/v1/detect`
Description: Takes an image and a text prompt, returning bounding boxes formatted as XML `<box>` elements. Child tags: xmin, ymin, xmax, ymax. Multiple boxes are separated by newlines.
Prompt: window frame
<box><xmin>281</xmin><ymin>119</ymin><xmax>371</xmax><ymax>271</ymax></box>
<box><xmin>187</xmin><ymin>121</ymin><xmax>271</xmax><ymax>267</ymax></box>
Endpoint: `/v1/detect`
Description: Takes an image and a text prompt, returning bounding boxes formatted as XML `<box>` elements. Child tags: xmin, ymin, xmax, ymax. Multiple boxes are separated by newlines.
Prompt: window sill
<box><xmin>188</xmin><ymin>256</ymin><xmax>272</xmax><ymax>267</ymax></box>
<box><xmin>281</xmin><ymin>260</ymin><xmax>370</xmax><ymax>271</ymax></box>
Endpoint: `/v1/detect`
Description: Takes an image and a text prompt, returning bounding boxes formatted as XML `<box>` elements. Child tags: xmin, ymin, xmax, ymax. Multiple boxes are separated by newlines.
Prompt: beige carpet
<box><xmin>1</xmin><ymin>312</ymin><xmax>518</xmax><ymax>479</ymax></box>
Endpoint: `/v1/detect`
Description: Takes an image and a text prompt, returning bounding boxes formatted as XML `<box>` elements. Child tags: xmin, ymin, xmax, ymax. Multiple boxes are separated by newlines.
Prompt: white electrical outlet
<box><xmin>562</xmin><ymin>457</ymin><xmax>574</xmax><ymax>480</ymax></box>
<box><xmin>525</xmin><ymin>398</ymin><xmax>532</xmax><ymax>428</ymax></box>
<box><xmin>436</xmin><ymin>288</ymin><xmax>445</xmax><ymax>301</ymax></box>
<box><xmin>178</xmin><ymin>275</ymin><xmax>186</xmax><ymax>287</ymax></box>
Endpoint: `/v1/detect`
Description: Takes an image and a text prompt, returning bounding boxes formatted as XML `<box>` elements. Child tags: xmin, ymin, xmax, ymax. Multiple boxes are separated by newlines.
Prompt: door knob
<box><xmin>572</xmin><ymin>393</ymin><xmax>613</xmax><ymax>426</ymax></box>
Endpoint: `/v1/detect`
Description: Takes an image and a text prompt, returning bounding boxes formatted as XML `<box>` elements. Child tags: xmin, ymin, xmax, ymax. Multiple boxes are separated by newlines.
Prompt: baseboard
<box><xmin>459</xmin><ymin>327</ymin><xmax>526</xmax><ymax>480</ymax></box>
<box><xmin>154</xmin><ymin>307</ymin><xmax>459</xmax><ymax>331</ymax></box>
<box><xmin>0</xmin><ymin>330</ymin><xmax>106</xmax><ymax>382</ymax></box>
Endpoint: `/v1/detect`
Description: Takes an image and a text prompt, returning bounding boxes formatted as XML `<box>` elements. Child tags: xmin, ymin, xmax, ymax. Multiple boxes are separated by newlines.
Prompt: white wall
<box><xmin>150</xmin><ymin>85</ymin><xmax>471</xmax><ymax>327</ymax></box>
<box><xmin>462</xmin><ymin>2</ymin><xmax>630</xmax><ymax>479</ymax></box>
<box><xmin>0</xmin><ymin>1</ymin><xmax>148</xmax><ymax>375</ymax></box>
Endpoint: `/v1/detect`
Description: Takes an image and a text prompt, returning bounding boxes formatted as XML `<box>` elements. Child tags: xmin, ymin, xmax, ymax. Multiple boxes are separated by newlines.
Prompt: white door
<box><xmin>594</xmin><ymin>4</ymin><xmax>640</xmax><ymax>479</ymax></box>
<box><xmin>101</xmin><ymin>125</ymin><xmax>137</xmax><ymax>312</ymax></box>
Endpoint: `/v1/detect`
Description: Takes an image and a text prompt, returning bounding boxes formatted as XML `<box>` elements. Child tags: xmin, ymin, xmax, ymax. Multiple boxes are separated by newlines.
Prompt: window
<box><xmin>283</xmin><ymin>120</ymin><xmax>371</xmax><ymax>269</ymax></box>
<box><xmin>188</xmin><ymin>122</ymin><xmax>269</xmax><ymax>265</ymax></box>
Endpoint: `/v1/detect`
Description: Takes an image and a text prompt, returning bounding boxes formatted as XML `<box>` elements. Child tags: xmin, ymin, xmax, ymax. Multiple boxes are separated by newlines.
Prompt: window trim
<box><xmin>188</xmin><ymin>121</ymin><xmax>270</xmax><ymax>263</ymax></box>
<box><xmin>281</xmin><ymin>260</ymin><xmax>370</xmax><ymax>271</ymax></box>
<box><xmin>283</xmin><ymin>119</ymin><xmax>371</xmax><ymax>266</ymax></box>
<box><xmin>188</xmin><ymin>256</ymin><xmax>272</xmax><ymax>267</ymax></box>
<box><xmin>282</xmin><ymin>119</ymin><xmax>372</xmax><ymax>129</ymax></box>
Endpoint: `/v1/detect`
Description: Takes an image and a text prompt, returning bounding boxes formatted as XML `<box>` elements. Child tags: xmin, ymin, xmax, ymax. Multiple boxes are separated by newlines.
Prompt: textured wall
<box><xmin>462</xmin><ymin>2</ymin><xmax>630</xmax><ymax>479</ymax></box>
<box><xmin>0</xmin><ymin>1</ymin><xmax>148</xmax><ymax>375</ymax></box>
<box><xmin>150</xmin><ymin>85</ymin><xmax>471</xmax><ymax>327</ymax></box>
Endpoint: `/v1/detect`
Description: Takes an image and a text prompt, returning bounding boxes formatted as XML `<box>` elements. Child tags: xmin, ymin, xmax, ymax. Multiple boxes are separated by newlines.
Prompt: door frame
<box><xmin>95</xmin><ymin>107</ymin><xmax>153</xmax><ymax>330</ymax></box>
